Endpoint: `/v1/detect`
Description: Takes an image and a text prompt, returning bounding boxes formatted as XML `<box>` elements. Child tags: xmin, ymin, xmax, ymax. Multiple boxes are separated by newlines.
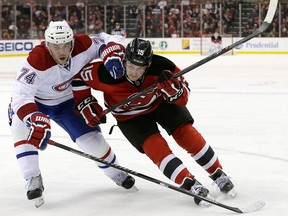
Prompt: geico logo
<box><xmin>0</xmin><ymin>42</ymin><xmax>33</xmax><ymax>52</ymax></box>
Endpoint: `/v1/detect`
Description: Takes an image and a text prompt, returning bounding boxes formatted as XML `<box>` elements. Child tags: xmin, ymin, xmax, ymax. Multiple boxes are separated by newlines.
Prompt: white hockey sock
<box><xmin>76</xmin><ymin>131</ymin><xmax>122</xmax><ymax>179</ymax></box>
<box><xmin>14</xmin><ymin>141</ymin><xmax>41</xmax><ymax>180</ymax></box>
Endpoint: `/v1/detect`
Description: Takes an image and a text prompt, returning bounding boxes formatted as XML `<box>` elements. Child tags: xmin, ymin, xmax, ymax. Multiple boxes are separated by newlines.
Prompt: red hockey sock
<box><xmin>142</xmin><ymin>133</ymin><xmax>194</xmax><ymax>184</ymax></box>
<box><xmin>172</xmin><ymin>124</ymin><xmax>222</xmax><ymax>174</ymax></box>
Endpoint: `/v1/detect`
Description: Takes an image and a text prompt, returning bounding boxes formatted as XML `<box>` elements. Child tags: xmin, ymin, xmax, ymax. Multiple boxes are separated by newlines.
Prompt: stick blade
<box><xmin>264</xmin><ymin>0</ymin><xmax>278</xmax><ymax>23</ymax></box>
<box><xmin>239</xmin><ymin>200</ymin><xmax>265</xmax><ymax>213</ymax></box>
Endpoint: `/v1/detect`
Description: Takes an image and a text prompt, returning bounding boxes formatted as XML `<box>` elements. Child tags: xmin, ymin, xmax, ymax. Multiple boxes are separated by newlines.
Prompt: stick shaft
<box><xmin>49</xmin><ymin>140</ymin><xmax>243</xmax><ymax>213</ymax></box>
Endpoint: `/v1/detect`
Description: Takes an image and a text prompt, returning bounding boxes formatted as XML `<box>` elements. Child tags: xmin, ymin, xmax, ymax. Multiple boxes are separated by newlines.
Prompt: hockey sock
<box><xmin>76</xmin><ymin>132</ymin><xmax>121</xmax><ymax>179</ymax></box>
<box><xmin>14</xmin><ymin>140</ymin><xmax>41</xmax><ymax>180</ymax></box>
<box><xmin>172</xmin><ymin>124</ymin><xmax>222</xmax><ymax>174</ymax></box>
<box><xmin>142</xmin><ymin>133</ymin><xmax>194</xmax><ymax>184</ymax></box>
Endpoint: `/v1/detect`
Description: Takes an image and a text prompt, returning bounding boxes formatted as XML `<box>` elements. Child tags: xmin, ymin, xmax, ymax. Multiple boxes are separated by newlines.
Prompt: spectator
<box><xmin>158</xmin><ymin>0</ymin><xmax>167</xmax><ymax>10</ymax></box>
<box><xmin>111</xmin><ymin>22</ymin><xmax>126</xmax><ymax>37</ymax></box>
<box><xmin>8</xmin><ymin>21</ymin><xmax>18</xmax><ymax>39</ymax></box>
<box><xmin>136</xmin><ymin>17</ymin><xmax>144</xmax><ymax>37</ymax></box>
<box><xmin>128</xmin><ymin>5</ymin><xmax>139</xmax><ymax>18</ymax></box>
<box><xmin>248</xmin><ymin>8</ymin><xmax>259</xmax><ymax>20</ymax></box>
<box><xmin>222</xmin><ymin>8</ymin><xmax>234</xmax><ymax>33</ymax></box>
<box><xmin>181</xmin><ymin>0</ymin><xmax>190</xmax><ymax>6</ymax></box>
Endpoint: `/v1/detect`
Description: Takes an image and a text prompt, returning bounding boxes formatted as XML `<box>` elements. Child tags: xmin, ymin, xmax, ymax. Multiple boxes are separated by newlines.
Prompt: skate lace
<box><xmin>111</xmin><ymin>172</ymin><xmax>128</xmax><ymax>186</ymax></box>
<box><xmin>191</xmin><ymin>182</ymin><xmax>206</xmax><ymax>195</ymax></box>
<box><xmin>26</xmin><ymin>176</ymin><xmax>42</xmax><ymax>191</ymax></box>
<box><xmin>214</xmin><ymin>174</ymin><xmax>231</xmax><ymax>190</ymax></box>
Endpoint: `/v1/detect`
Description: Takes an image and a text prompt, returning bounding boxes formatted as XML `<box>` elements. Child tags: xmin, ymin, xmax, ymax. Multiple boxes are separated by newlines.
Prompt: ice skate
<box><xmin>26</xmin><ymin>175</ymin><xmax>45</xmax><ymax>208</ymax></box>
<box><xmin>112</xmin><ymin>171</ymin><xmax>137</xmax><ymax>191</ymax></box>
<box><xmin>181</xmin><ymin>178</ymin><xmax>213</xmax><ymax>206</ymax></box>
<box><xmin>210</xmin><ymin>168</ymin><xmax>237</xmax><ymax>198</ymax></box>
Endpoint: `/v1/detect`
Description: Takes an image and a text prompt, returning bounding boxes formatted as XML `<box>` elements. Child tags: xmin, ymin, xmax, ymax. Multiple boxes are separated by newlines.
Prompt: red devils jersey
<box><xmin>72</xmin><ymin>55</ymin><xmax>190</xmax><ymax>121</ymax></box>
<box><xmin>211</xmin><ymin>35</ymin><xmax>222</xmax><ymax>44</ymax></box>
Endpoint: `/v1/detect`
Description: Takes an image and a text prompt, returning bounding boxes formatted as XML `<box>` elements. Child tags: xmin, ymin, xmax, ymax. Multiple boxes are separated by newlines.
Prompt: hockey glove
<box><xmin>27</xmin><ymin>112</ymin><xmax>51</xmax><ymax>150</ymax></box>
<box><xmin>100</xmin><ymin>42</ymin><xmax>125</xmax><ymax>79</ymax></box>
<box><xmin>76</xmin><ymin>95</ymin><xmax>106</xmax><ymax>127</ymax></box>
<box><xmin>157</xmin><ymin>70</ymin><xmax>184</xmax><ymax>103</ymax></box>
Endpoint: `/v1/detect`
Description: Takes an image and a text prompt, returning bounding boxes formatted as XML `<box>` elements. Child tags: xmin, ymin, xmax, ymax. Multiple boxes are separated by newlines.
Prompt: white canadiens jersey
<box><xmin>11</xmin><ymin>32</ymin><xmax>124</xmax><ymax>121</ymax></box>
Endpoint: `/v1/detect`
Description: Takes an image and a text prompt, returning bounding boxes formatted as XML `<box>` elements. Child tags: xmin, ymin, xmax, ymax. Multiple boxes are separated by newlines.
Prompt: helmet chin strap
<box><xmin>125</xmin><ymin>74</ymin><xmax>145</xmax><ymax>87</ymax></box>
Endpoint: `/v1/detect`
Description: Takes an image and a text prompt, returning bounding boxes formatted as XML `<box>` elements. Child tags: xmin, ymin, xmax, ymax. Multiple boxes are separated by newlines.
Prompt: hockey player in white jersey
<box><xmin>8</xmin><ymin>20</ymin><xmax>135</xmax><ymax>207</ymax></box>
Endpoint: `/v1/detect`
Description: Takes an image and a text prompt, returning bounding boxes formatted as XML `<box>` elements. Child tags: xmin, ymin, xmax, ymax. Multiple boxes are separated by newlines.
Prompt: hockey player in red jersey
<box><xmin>72</xmin><ymin>38</ymin><xmax>237</xmax><ymax>206</ymax></box>
<box><xmin>209</xmin><ymin>32</ymin><xmax>222</xmax><ymax>54</ymax></box>
<box><xmin>8</xmin><ymin>20</ymin><xmax>135</xmax><ymax>207</ymax></box>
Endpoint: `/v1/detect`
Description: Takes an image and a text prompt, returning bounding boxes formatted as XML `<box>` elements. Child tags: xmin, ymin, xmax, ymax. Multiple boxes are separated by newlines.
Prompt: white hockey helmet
<box><xmin>45</xmin><ymin>20</ymin><xmax>74</xmax><ymax>45</ymax></box>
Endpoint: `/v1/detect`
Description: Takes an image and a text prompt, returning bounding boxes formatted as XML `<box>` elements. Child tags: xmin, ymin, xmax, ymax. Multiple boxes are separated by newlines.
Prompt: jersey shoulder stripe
<box><xmin>27</xmin><ymin>42</ymin><xmax>56</xmax><ymax>71</ymax></box>
<box><xmin>72</xmin><ymin>34</ymin><xmax>93</xmax><ymax>57</ymax></box>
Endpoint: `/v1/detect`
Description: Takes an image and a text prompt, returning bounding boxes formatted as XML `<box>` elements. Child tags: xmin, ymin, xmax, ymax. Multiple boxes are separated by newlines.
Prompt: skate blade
<box><xmin>226</xmin><ymin>188</ymin><xmax>237</xmax><ymax>198</ymax></box>
<box><xmin>198</xmin><ymin>195</ymin><xmax>214</xmax><ymax>207</ymax></box>
<box><xmin>127</xmin><ymin>185</ymin><xmax>139</xmax><ymax>192</ymax></box>
<box><xmin>199</xmin><ymin>201</ymin><xmax>212</xmax><ymax>207</ymax></box>
<box><xmin>34</xmin><ymin>195</ymin><xmax>45</xmax><ymax>208</ymax></box>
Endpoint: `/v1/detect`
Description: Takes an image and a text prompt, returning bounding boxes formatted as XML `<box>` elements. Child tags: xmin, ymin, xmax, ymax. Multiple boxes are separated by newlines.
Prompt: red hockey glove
<box><xmin>156</xmin><ymin>70</ymin><xmax>184</xmax><ymax>103</ymax></box>
<box><xmin>100</xmin><ymin>42</ymin><xmax>125</xmax><ymax>79</ymax></box>
<box><xmin>76</xmin><ymin>95</ymin><xmax>106</xmax><ymax>127</ymax></box>
<box><xmin>27</xmin><ymin>112</ymin><xmax>51</xmax><ymax>150</ymax></box>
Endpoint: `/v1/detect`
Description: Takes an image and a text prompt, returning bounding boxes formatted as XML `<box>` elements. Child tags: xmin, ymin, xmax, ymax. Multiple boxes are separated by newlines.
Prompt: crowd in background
<box><xmin>1</xmin><ymin>0</ymin><xmax>288</xmax><ymax>40</ymax></box>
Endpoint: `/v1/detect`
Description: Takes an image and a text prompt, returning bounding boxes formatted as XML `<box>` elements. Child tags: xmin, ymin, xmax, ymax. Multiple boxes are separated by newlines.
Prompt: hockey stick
<box><xmin>102</xmin><ymin>0</ymin><xmax>278</xmax><ymax>115</ymax></box>
<box><xmin>49</xmin><ymin>140</ymin><xmax>265</xmax><ymax>213</ymax></box>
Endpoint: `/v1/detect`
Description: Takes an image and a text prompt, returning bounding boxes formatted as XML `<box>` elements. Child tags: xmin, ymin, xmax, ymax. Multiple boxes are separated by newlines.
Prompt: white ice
<box><xmin>0</xmin><ymin>54</ymin><xmax>288</xmax><ymax>216</ymax></box>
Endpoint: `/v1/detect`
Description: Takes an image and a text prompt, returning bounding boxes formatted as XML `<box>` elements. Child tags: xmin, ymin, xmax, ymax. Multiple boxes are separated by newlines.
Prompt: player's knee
<box><xmin>76</xmin><ymin>131</ymin><xmax>109</xmax><ymax>157</ymax></box>
<box><xmin>172</xmin><ymin>124</ymin><xmax>206</xmax><ymax>154</ymax></box>
<box><xmin>142</xmin><ymin>133</ymin><xmax>172</xmax><ymax>167</ymax></box>
<box><xmin>10</xmin><ymin>116</ymin><xmax>30</xmax><ymax>142</ymax></box>
<box><xmin>173</xmin><ymin>124</ymin><xmax>204</xmax><ymax>141</ymax></box>
<box><xmin>12</xmin><ymin>127</ymin><xmax>30</xmax><ymax>143</ymax></box>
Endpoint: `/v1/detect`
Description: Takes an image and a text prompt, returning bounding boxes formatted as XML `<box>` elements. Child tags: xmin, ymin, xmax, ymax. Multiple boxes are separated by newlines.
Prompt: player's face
<box><xmin>125</xmin><ymin>60</ymin><xmax>147</xmax><ymax>81</ymax></box>
<box><xmin>47</xmin><ymin>42</ymin><xmax>72</xmax><ymax>65</ymax></box>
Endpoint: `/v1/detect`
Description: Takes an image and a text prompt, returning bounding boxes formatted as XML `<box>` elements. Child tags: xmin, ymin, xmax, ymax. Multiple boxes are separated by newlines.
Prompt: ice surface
<box><xmin>0</xmin><ymin>54</ymin><xmax>287</xmax><ymax>216</ymax></box>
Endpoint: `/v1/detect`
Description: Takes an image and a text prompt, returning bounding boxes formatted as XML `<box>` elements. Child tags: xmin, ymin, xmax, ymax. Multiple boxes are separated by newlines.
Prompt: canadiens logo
<box><xmin>52</xmin><ymin>77</ymin><xmax>73</xmax><ymax>92</ymax></box>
